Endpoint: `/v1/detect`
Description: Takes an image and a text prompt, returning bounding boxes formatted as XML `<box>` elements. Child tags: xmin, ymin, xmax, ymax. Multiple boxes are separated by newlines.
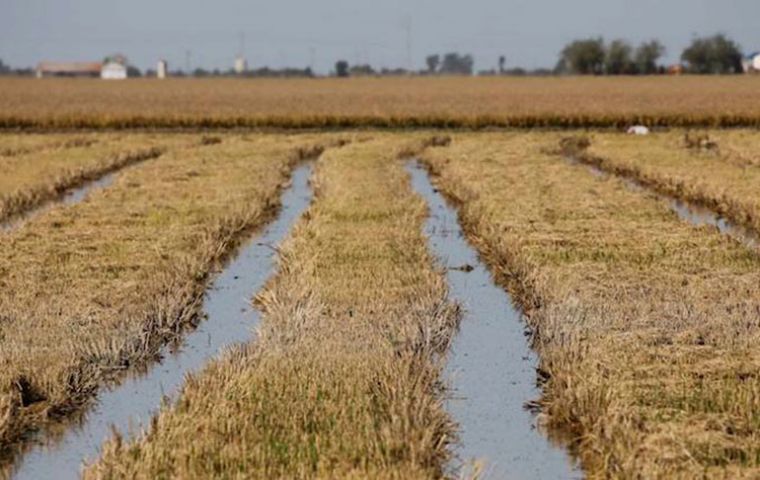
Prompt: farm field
<box><xmin>86</xmin><ymin>137</ymin><xmax>460</xmax><ymax>478</ymax></box>
<box><xmin>0</xmin><ymin>133</ymin><xmax>341</xmax><ymax>471</ymax></box>
<box><xmin>421</xmin><ymin>132</ymin><xmax>760</xmax><ymax>477</ymax></box>
<box><xmin>0</xmin><ymin>133</ymin><xmax>182</xmax><ymax>223</ymax></box>
<box><xmin>2</xmin><ymin>76</ymin><xmax>760</xmax><ymax>129</ymax></box>
<box><xmin>1</xmin><ymin>128</ymin><xmax>760</xmax><ymax>479</ymax></box>
<box><xmin>565</xmin><ymin>130</ymin><xmax>760</xmax><ymax>234</ymax></box>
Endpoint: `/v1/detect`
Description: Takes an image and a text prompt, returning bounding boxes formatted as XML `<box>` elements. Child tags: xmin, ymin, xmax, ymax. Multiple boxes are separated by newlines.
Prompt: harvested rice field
<box><xmin>2</xmin><ymin>126</ymin><xmax>760</xmax><ymax>479</ymax></box>
<box><xmin>566</xmin><ymin>130</ymin><xmax>760</xmax><ymax>236</ymax></box>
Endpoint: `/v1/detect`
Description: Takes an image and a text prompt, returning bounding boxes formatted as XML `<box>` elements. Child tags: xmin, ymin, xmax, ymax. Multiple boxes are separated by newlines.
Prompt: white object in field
<box><xmin>101</xmin><ymin>61</ymin><xmax>127</xmax><ymax>80</ymax></box>
<box><xmin>627</xmin><ymin>125</ymin><xmax>650</xmax><ymax>135</ymax></box>
<box><xmin>234</xmin><ymin>56</ymin><xmax>248</xmax><ymax>74</ymax></box>
<box><xmin>157</xmin><ymin>60</ymin><xmax>168</xmax><ymax>79</ymax></box>
<box><xmin>743</xmin><ymin>52</ymin><xmax>760</xmax><ymax>73</ymax></box>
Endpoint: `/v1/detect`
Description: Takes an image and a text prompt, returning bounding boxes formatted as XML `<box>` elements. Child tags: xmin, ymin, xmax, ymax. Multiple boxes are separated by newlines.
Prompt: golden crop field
<box><xmin>87</xmin><ymin>137</ymin><xmax>460</xmax><ymax>478</ymax></box>
<box><xmin>0</xmin><ymin>133</ymin><xmax>179</xmax><ymax>223</ymax></box>
<box><xmin>422</xmin><ymin>133</ymin><xmax>760</xmax><ymax>478</ymax></box>
<box><xmin>2</xmin><ymin>76</ymin><xmax>760</xmax><ymax>129</ymax></box>
<box><xmin>0</xmin><ymin>133</ymin><xmax>340</xmax><ymax>470</ymax></box>
<box><xmin>2</xmin><ymin>78</ymin><xmax>760</xmax><ymax>479</ymax></box>
<box><xmin>572</xmin><ymin>130</ymin><xmax>760</xmax><ymax>233</ymax></box>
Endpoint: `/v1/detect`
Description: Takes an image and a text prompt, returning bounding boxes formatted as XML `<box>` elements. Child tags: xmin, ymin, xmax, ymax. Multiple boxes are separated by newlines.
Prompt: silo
<box><xmin>157</xmin><ymin>60</ymin><xmax>168</xmax><ymax>79</ymax></box>
<box><xmin>234</xmin><ymin>56</ymin><xmax>248</xmax><ymax>74</ymax></box>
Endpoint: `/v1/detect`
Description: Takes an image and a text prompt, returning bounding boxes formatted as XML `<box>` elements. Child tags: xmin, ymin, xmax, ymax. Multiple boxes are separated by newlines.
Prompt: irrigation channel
<box><xmin>0</xmin><ymin>148</ymin><xmax>165</xmax><ymax>233</ymax></box>
<box><xmin>567</xmin><ymin>156</ymin><xmax>760</xmax><ymax>251</ymax></box>
<box><xmin>11</xmin><ymin>163</ymin><xmax>314</xmax><ymax>479</ymax></box>
<box><xmin>407</xmin><ymin>161</ymin><xmax>580</xmax><ymax>479</ymax></box>
<box><xmin>0</xmin><ymin>173</ymin><xmax>118</xmax><ymax>232</ymax></box>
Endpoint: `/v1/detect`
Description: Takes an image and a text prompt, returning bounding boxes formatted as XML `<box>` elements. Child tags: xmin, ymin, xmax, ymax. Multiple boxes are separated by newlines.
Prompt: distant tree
<box><xmin>379</xmin><ymin>67</ymin><xmax>409</xmax><ymax>76</ymax></box>
<box><xmin>335</xmin><ymin>60</ymin><xmax>350</xmax><ymax>77</ymax></box>
<box><xmin>634</xmin><ymin>40</ymin><xmax>666</xmax><ymax>74</ymax></box>
<box><xmin>558</xmin><ymin>38</ymin><xmax>605</xmax><ymax>74</ymax></box>
<box><xmin>425</xmin><ymin>54</ymin><xmax>440</xmax><ymax>74</ymax></box>
<box><xmin>192</xmin><ymin>67</ymin><xmax>210</xmax><ymax>77</ymax></box>
<box><xmin>605</xmin><ymin>39</ymin><xmax>635</xmax><ymax>74</ymax></box>
<box><xmin>0</xmin><ymin>59</ymin><xmax>9</xmax><ymax>74</ymax></box>
<box><xmin>523</xmin><ymin>68</ymin><xmax>550</xmax><ymax>76</ymax></box>
<box><xmin>505</xmin><ymin>67</ymin><xmax>527</xmax><ymax>76</ymax></box>
<box><xmin>440</xmin><ymin>52</ymin><xmax>474</xmax><ymax>75</ymax></box>
<box><xmin>681</xmin><ymin>34</ymin><xmax>743</xmax><ymax>74</ymax></box>
<box><xmin>126</xmin><ymin>65</ymin><xmax>142</xmax><ymax>77</ymax></box>
<box><xmin>498</xmin><ymin>55</ymin><xmax>506</xmax><ymax>74</ymax></box>
<box><xmin>349</xmin><ymin>64</ymin><xmax>375</xmax><ymax>76</ymax></box>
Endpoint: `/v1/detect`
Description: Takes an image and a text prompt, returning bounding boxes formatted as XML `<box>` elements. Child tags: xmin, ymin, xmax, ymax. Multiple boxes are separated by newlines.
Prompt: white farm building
<box><xmin>743</xmin><ymin>52</ymin><xmax>760</xmax><ymax>73</ymax></box>
<box><xmin>101</xmin><ymin>61</ymin><xmax>127</xmax><ymax>80</ymax></box>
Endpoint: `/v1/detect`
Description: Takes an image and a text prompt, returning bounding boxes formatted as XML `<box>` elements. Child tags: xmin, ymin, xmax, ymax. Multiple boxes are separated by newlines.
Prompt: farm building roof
<box><xmin>37</xmin><ymin>61</ymin><xmax>102</xmax><ymax>74</ymax></box>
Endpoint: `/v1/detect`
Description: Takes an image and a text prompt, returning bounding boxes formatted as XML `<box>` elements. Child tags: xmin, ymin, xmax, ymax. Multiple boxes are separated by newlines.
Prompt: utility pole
<box><xmin>185</xmin><ymin>49</ymin><xmax>192</xmax><ymax>74</ymax></box>
<box><xmin>402</xmin><ymin>15</ymin><xmax>412</xmax><ymax>71</ymax></box>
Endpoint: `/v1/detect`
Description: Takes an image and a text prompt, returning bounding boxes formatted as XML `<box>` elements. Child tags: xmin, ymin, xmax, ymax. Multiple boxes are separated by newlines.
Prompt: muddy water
<box><xmin>569</xmin><ymin>157</ymin><xmax>760</xmax><ymax>251</ymax></box>
<box><xmin>406</xmin><ymin>162</ymin><xmax>581</xmax><ymax>480</ymax></box>
<box><xmin>11</xmin><ymin>163</ymin><xmax>314</xmax><ymax>480</ymax></box>
<box><xmin>1</xmin><ymin>173</ymin><xmax>117</xmax><ymax>232</ymax></box>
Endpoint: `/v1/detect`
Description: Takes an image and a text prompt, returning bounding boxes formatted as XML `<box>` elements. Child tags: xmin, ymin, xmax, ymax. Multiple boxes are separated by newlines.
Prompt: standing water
<box><xmin>1</xmin><ymin>173</ymin><xmax>117</xmax><ymax>232</ymax></box>
<box><xmin>568</xmin><ymin>157</ymin><xmax>760</xmax><ymax>252</ymax></box>
<box><xmin>11</xmin><ymin>163</ymin><xmax>314</xmax><ymax>479</ymax></box>
<box><xmin>406</xmin><ymin>162</ymin><xmax>580</xmax><ymax>479</ymax></box>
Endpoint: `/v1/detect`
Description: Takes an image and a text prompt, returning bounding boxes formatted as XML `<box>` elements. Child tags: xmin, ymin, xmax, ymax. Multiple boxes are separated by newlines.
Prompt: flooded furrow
<box><xmin>1</xmin><ymin>174</ymin><xmax>118</xmax><ymax>232</ymax></box>
<box><xmin>11</xmin><ymin>163</ymin><xmax>314</xmax><ymax>480</ymax></box>
<box><xmin>567</xmin><ymin>156</ymin><xmax>759</xmax><ymax>251</ymax></box>
<box><xmin>1</xmin><ymin>146</ymin><xmax>166</xmax><ymax>233</ymax></box>
<box><xmin>406</xmin><ymin>161</ymin><xmax>580</xmax><ymax>480</ymax></box>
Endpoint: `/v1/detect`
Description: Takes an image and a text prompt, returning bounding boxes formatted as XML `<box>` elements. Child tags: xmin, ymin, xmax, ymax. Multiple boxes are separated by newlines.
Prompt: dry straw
<box><xmin>422</xmin><ymin>132</ymin><xmax>760</xmax><ymax>477</ymax></box>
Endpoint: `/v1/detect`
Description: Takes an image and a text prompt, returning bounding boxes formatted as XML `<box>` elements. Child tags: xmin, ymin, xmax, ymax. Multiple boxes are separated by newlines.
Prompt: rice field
<box><xmin>569</xmin><ymin>130</ymin><xmax>760</xmax><ymax>234</ymax></box>
<box><xmin>2</xmin><ymin>78</ymin><xmax>760</xmax><ymax>479</ymax></box>
<box><xmin>421</xmin><ymin>133</ymin><xmax>760</xmax><ymax>478</ymax></box>
<box><xmin>2</xmin><ymin>76</ymin><xmax>760</xmax><ymax>129</ymax></box>
<box><xmin>0</xmin><ymin>133</ymin><xmax>338</xmax><ymax>471</ymax></box>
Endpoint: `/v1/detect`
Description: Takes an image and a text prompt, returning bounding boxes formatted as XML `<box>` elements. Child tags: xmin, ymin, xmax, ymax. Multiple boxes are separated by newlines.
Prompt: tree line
<box><xmin>0</xmin><ymin>33</ymin><xmax>750</xmax><ymax>78</ymax></box>
<box><xmin>330</xmin><ymin>34</ymin><xmax>748</xmax><ymax>77</ymax></box>
<box><xmin>556</xmin><ymin>34</ymin><xmax>745</xmax><ymax>75</ymax></box>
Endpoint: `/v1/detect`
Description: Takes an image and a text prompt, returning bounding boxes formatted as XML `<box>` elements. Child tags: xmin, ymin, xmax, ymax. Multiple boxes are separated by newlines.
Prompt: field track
<box><xmin>3</xmin><ymin>129</ymin><xmax>760</xmax><ymax>478</ymax></box>
<box><xmin>86</xmin><ymin>136</ymin><xmax>461</xmax><ymax>479</ymax></box>
<box><xmin>3</xmin><ymin>77</ymin><xmax>760</xmax><ymax>129</ymax></box>
<box><xmin>0</xmin><ymin>134</ymin><xmax>182</xmax><ymax>224</ymax></box>
<box><xmin>422</xmin><ymin>132</ymin><xmax>760</xmax><ymax>477</ymax></box>
<box><xmin>563</xmin><ymin>130</ymin><xmax>760</xmax><ymax>239</ymax></box>
<box><xmin>0</xmin><ymin>134</ymin><xmax>336</xmax><ymax>472</ymax></box>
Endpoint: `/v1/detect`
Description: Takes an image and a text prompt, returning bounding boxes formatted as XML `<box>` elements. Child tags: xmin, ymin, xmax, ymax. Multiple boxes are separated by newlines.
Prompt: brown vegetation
<box><xmin>0</xmin><ymin>134</ymin><xmax>97</xmax><ymax>157</ymax></box>
<box><xmin>565</xmin><ymin>130</ymin><xmax>760</xmax><ymax>236</ymax></box>
<box><xmin>3</xmin><ymin>76</ymin><xmax>760</xmax><ymax>129</ymax></box>
<box><xmin>0</xmin><ymin>134</ymin><xmax>336</xmax><ymax>469</ymax></box>
<box><xmin>0</xmin><ymin>134</ymin><xmax>186</xmax><ymax>223</ymax></box>
<box><xmin>85</xmin><ymin>136</ymin><xmax>460</xmax><ymax>479</ymax></box>
<box><xmin>421</xmin><ymin>132</ymin><xmax>760</xmax><ymax>477</ymax></box>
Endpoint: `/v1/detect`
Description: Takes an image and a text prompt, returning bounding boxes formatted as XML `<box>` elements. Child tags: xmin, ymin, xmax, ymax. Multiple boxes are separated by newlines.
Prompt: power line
<box><xmin>402</xmin><ymin>15</ymin><xmax>412</xmax><ymax>70</ymax></box>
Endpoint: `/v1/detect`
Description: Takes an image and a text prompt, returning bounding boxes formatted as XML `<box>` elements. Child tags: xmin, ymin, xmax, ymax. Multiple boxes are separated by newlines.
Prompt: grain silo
<box><xmin>157</xmin><ymin>60</ymin><xmax>168</xmax><ymax>79</ymax></box>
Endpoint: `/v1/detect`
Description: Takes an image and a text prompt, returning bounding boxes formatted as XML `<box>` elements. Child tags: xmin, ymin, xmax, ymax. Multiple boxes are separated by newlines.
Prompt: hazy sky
<box><xmin>2</xmin><ymin>0</ymin><xmax>759</xmax><ymax>73</ymax></box>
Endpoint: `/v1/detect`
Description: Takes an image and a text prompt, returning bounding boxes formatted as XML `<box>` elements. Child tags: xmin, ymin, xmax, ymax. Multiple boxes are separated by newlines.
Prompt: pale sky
<box><xmin>1</xmin><ymin>0</ymin><xmax>759</xmax><ymax>73</ymax></box>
